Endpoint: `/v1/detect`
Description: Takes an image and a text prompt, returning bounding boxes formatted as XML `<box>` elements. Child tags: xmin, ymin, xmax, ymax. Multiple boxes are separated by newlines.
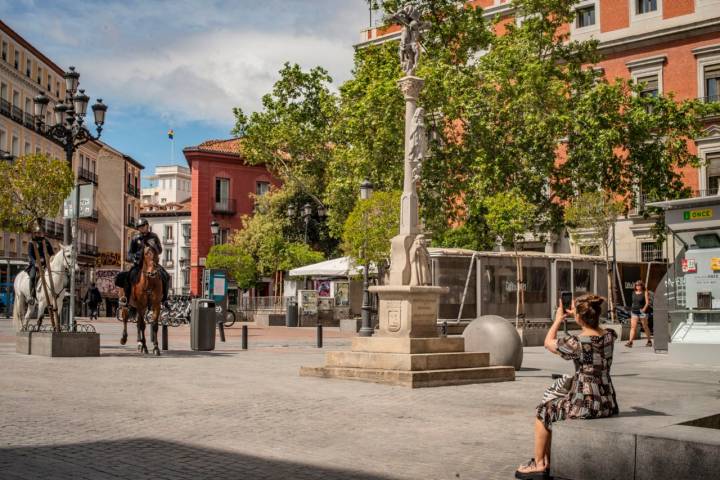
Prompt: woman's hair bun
<box><xmin>575</xmin><ymin>294</ymin><xmax>606</xmax><ymax>328</ymax></box>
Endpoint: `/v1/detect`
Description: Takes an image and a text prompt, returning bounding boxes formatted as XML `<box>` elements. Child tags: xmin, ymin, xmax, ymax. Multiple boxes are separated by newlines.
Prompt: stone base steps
<box><xmin>326</xmin><ymin>350</ymin><xmax>489</xmax><ymax>371</ymax></box>
<box><xmin>300</xmin><ymin>365</ymin><xmax>515</xmax><ymax>388</ymax></box>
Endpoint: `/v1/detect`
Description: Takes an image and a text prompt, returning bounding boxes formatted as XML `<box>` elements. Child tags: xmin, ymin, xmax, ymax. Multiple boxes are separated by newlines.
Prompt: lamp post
<box><xmin>33</xmin><ymin>66</ymin><xmax>107</xmax><ymax>331</ymax></box>
<box><xmin>358</xmin><ymin>179</ymin><xmax>374</xmax><ymax>337</ymax></box>
<box><xmin>287</xmin><ymin>202</ymin><xmax>326</xmax><ymax>244</ymax></box>
<box><xmin>210</xmin><ymin>220</ymin><xmax>220</xmax><ymax>246</ymax></box>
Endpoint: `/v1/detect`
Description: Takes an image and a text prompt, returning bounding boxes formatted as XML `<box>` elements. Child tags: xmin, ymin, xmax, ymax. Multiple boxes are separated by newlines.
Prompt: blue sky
<box><xmin>1</xmin><ymin>0</ymin><xmax>372</xmax><ymax>183</ymax></box>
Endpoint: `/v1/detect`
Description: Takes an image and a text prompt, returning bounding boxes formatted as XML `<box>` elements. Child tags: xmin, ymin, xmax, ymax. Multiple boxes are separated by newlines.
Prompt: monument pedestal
<box><xmin>300</xmin><ymin>285</ymin><xmax>515</xmax><ymax>388</ymax></box>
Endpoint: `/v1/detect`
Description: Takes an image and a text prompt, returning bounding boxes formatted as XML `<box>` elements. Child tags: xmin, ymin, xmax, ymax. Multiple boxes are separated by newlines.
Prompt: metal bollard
<box><xmin>162</xmin><ymin>324</ymin><xmax>168</xmax><ymax>351</ymax></box>
<box><xmin>317</xmin><ymin>323</ymin><xmax>323</xmax><ymax>348</ymax></box>
<box><xmin>241</xmin><ymin>325</ymin><xmax>248</xmax><ymax>350</ymax></box>
<box><xmin>218</xmin><ymin>322</ymin><xmax>226</xmax><ymax>342</ymax></box>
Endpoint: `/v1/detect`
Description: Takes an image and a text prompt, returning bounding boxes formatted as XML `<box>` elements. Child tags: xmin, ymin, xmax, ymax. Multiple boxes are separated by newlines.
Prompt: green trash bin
<box><xmin>191</xmin><ymin>298</ymin><xmax>216</xmax><ymax>351</ymax></box>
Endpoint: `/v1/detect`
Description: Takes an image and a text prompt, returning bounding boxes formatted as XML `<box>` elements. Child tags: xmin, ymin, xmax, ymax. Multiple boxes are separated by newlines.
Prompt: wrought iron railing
<box><xmin>126</xmin><ymin>184</ymin><xmax>140</xmax><ymax>197</ymax></box>
<box><xmin>163</xmin><ymin>237</ymin><xmax>175</xmax><ymax>245</ymax></box>
<box><xmin>212</xmin><ymin>198</ymin><xmax>237</xmax><ymax>215</ymax></box>
<box><xmin>80</xmin><ymin>243</ymin><xmax>98</xmax><ymax>256</ymax></box>
<box><xmin>700</xmin><ymin>95</ymin><xmax>720</xmax><ymax>104</ymax></box>
<box><xmin>43</xmin><ymin>220</ymin><xmax>64</xmax><ymax>239</ymax></box>
<box><xmin>126</xmin><ymin>217</ymin><xmax>136</xmax><ymax>228</ymax></box>
<box><xmin>78</xmin><ymin>167</ymin><xmax>98</xmax><ymax>184</ymax></box>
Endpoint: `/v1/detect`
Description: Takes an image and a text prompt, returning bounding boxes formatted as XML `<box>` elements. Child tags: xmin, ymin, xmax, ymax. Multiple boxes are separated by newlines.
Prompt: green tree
<box><xmin>205</xmin><ymin>244</ymin><xmax>257</xmax><ymax>291</ymax></box>
<box><xmin>482</xmin><ymin>189</ymin><xmax>538</xmax><ymax>323</ymax></box>
<box><xmin>342</xmin><ymin>190</ymin><xmax>401</xmax><ymax>282</ymax></box>
<box><xmin>0</xmin><ymin>153</ymin><xmax>74</xmax><ymax>232</ymax></box>
<box><xmin>564</xmin><ymin>191</ymin><xmax>625</xmax><ymax>322</ymax></box>
<box><xmin>233</xmin><ymin>63</ymin><xmax>338</xmax><ymax>206</ymax></box>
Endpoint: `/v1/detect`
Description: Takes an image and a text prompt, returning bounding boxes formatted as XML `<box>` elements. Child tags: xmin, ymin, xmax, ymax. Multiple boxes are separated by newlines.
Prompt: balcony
<box><xmin>43</xmin><ymin>220</ymin><xmax>64</xmax><ymax>240</ymax></box>
<box><xmin>163</xmin><ymin>237</ymin><xmax>175</xmax><ymax>245</ymax></box>
<box><xmin>80</xmin><ymin>243</ymin><xmax>98</xmax><ymax>256</ymax></box>
<box><xmin>0</xmin><ymin>99</ymin><xmax>10</xmax><ymax>117</ymax></box>
<box><xmin>163</xmin><ymin>260</ymin><xmax>175</xmax><ymax>269</ymax></box>
<box><xmin>700</xmin><ymin>95</ymin><xmax>720</xmax><ymax>104</ymax></box>
<box><xmin>126</xmin><ymin>184</ymin><xmax>140</xmax><ymax>198</ymax></box>
<box><xmin>86</xmin><ymin>209</ymin><xmax>99</xmax><ymax>222</ymax></box>
<box><xmin>126</xmin><ymin>217</ymin><xmax>137</xmax><ymax>228</ymax></box>
<box><xmin>11</xmin><ymin>105</ymin><xmax>22</xmax><ymax>122</ymax></box>
<box><xmin>24</xmin><ymin>112</ymin><xmax>34</xmax><ymax>129</ymax></box>
<box><xmin>212</xmin><ymin>198</ymin><xmax>237</xmax><ymax>215</ymax></box>
<box><xmin>78</xmin><ymin>167</ymin><xmax>98</xmax><ymax>185</ymax></box>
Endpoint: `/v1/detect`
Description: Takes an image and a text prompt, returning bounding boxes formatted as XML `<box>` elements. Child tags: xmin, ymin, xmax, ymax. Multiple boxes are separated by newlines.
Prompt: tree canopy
<box><xmin>0</xmin><ymin>153</ymin><xmax>74</xmax><ymax>233</ymax></box>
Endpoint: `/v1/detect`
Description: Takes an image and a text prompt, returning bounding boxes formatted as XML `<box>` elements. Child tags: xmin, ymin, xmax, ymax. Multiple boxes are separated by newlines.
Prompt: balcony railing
<box><xmin>0</xmin><ymin>98</ymin><xmax>10</xmax><ymax>116</ymax></box>
<box><xmin>11</xmin><ymin>105</ymin><xmax>22</xmax><ymax>122</ymax></box>
<box><xmin>700</xmin><ymin>95</ymin><xmax>720</xmax><ymax>104</ymax></box>
<box><xmin>212</xmin><ymin>198</ymin><xmax>237</xmax><ymax>215</ymax></box>
<box><xmin>43</xmin><ymin>220</ymin><xmax>64</xmax><ymax>240</ymax></box>
<box><xmin>78</xmin><ymin>167</ymin><xmax>98</xmax><ymax>184</ymax></box>
<box><xmin>163</xmin><ymin>260</ymin><xmax>175</xmax><ymax>269</ymax></box>
<box><xmin>80</xmin><ymin>243</ymin><xmax>98</xmax><ymax>256</ymax></box>
<box><xmin>24</xmin><ymin>112</ymin><xmax>34</xmax><ymax>128</ymax></box>
<box><xmin>126</xmin><ymin>184</ymin><xmax>140</xmax><ymax>198</ymax></box>
<box><xmin>694</xmin><ymin>188</ymin><xmax>720</xmax><ymax>198</ymax></box>
<box><xmin>126</xmin><ymin>217</ymin><xmax>137</xmax><ymax>228</ymax></box>
<box><xmin>163</xmin><ymin>237</ymin><xmax>175</xmax><ymax>245</ymax></box>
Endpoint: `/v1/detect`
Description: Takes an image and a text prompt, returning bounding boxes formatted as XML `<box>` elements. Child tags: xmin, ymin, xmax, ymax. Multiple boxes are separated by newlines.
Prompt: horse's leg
<box><xmin>36</xmin><ymin>297</ymin><xmax>46</xmax><ymax>329</ymax></box>
<box><xmin>120</xmin><ymin>306</ymin><xmax>128</xmax><ymax>345</ymax></box>
<box><xmin>138</xmin><ymin>309</ymin><xmax>149</xmax><ymax>354</ymax></box>
<box><xmin>151</xmin><ymin>302</ymin><xmax>161</xmax><ymax>356</ymax></box>
<box><xmin>136</xmin><ymin>310</ymin><xmax>144</xmax><ymax>353</ymax></box>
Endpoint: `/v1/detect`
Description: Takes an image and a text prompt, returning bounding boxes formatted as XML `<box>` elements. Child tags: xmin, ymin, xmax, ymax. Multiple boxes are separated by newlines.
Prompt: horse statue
<box><xmin>13</xmin><ymin>244</ymin><xmax>73</xmax><ymax>332</ymax></box>
<box><xmin>119</xmin><ymin>245</ymin><xmax>163</xmax><ymax>355</ymax></box>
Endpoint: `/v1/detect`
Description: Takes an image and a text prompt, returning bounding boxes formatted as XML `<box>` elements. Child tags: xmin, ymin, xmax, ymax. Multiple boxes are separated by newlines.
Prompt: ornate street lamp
<box><xmin>210</xmin><ymin>220</ymin><xmax>220</xmax><ymax>245</ymax></box>
<box><xmin>33</xmin><ymin>65</ymin><xmax>108</xmax><ymax>332</ymax></box>
<box><xmin>287</xmin><ymin>204</ymin><xmax>296</xmax><ymax>219</ymax></box>
<box><xmin>359</xmin><ymin>179</ymin><xmax>374</xmax><ymax>337</ymax></box>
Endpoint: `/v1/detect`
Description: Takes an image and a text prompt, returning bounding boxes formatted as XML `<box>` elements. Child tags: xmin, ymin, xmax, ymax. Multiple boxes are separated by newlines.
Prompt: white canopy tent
<box><xmin>288</xmin><ymin>256</ymin><xmax>376</xmax><ymax>278</ymax></box>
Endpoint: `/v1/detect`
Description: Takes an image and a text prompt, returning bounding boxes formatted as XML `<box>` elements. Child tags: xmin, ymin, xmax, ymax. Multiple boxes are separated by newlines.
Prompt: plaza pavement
<box><xmin>1</xmin><ymin>317</ymin><xmax>719</xmax><ymax>480</ymax></box>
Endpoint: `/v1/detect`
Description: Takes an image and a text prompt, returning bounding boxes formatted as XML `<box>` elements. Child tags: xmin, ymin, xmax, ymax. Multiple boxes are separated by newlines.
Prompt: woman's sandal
<box><xmin>646</xmin><ymin>340</ymin><xmax>653</xmax><ymax>347</ymax></box>
<box><xmin>515</xmin><ymin>458</ymin><xmax>549</xmax><ymax>479</ymax></box>
<box><xmin>625</xmin><ymin>341</ymin><xmax>633</xmax><ymax>348</ymax></box>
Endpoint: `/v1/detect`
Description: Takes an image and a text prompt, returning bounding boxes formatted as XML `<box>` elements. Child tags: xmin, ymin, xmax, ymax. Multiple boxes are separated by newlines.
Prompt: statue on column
<box><xmin>409</xmin><ymin>234</ymin><xmax>431</xmax><ymax>286</ymax></box>
<box><xmin>388</xmin><ymin>4</ymin><xmax>427</xmax><ymax>76</ymax></box>
<box><xmin>409</xmin><ymin>107</ymin><xmax>427</xmax><ymax>182</ymax></box>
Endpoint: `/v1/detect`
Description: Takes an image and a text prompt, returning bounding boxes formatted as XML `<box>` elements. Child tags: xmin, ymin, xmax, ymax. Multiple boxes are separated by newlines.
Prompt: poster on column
<box><xmin>63</xmin><ymin>184</ymin><xmax>95</xmax><ymax>219</ymax></box>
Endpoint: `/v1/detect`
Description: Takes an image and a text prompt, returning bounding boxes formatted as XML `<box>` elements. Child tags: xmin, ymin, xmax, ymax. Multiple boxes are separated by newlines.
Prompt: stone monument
<box><xmin>300</xmin><ymin>5</ymin><xmax>514</xmax><ymax>387</ymax></box>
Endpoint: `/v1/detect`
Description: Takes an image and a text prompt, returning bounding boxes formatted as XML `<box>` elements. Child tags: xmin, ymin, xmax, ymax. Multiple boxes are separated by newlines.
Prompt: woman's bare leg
<box><xmin>627</xmin><ymin>316</ymin><xmax>638</xmax><ymax>345</ymax></box>
<box><xmin>518</xmin><ymin>419</ymin><xmax>551</xmax><ymax>473</ymax></box>
<box><xmin>640</xmin><ymin>317</ymin><xmax>652</xmax><ymax>343</ymax></box>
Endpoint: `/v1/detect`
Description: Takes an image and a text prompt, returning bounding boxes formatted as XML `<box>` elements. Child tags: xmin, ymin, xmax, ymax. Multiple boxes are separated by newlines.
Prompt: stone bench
<box><xmin>254</xmin><ymin>312</ymin><xmax>286</xmax><ymax>327</ymax></box>
<box><xmin>551</xmin><ymin>410</ymin><xmax>720</xmax><ymax>480</ymax></box>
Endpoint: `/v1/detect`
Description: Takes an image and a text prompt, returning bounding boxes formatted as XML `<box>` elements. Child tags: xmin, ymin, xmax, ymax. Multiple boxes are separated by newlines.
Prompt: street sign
<box><xmin>63</xmin><ymin>184</ymin><xmax>95</xmax><ymax>219</ymax></box>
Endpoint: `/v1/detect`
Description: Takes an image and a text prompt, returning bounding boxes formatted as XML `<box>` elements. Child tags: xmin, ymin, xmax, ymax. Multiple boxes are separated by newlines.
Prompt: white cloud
<box><xmin>3</xmin><ymin>0</ymin><xmax>371</xmax><ymax>126</ymax></box>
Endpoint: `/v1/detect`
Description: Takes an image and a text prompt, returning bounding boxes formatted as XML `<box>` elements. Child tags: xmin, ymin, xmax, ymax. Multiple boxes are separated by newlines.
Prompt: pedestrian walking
<box><xmin>515</xmin><ymin>294</ymin><xmax>619</xmax><ymax>479</ymax></box>
<box><xmin>626</xmin><ymin>280</ymin><xmax>652</xmax><ymax>348</ymax></box>
<box><xmin>84</xmin><ymin>282</ymin><xmax>102</xmax><ymax>321</ymax></box>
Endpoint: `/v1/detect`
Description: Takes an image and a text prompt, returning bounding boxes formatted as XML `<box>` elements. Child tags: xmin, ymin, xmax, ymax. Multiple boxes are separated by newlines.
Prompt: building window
<box><xmin>637</xmin><ymin>0</ymin><xmax>658</xmax><ymax>14</ymax></box>
<box><xmin>25</xmin><ymin>59</ymin><xmax>31</xmax><ymax>77</ymax></box>
<box><xmin>638</xmin><ymin>74</ymin><xmax>659</xmax><ymax>97</ymax></box>
<box><xmin>0</xmin><ymin>82</ymin><xmax>6</xmax><ymax>101</ymax></box>
<box><xmin>24</xmin><ymin>142</ymin><xmax>30</xmax><ymax>154</ymax></box>
<box><xmin>256</xmin><ymin>181</ymin><xmax>270</xmax><ymax>196</ymax></box>
<box><xmin>704</xmin><ymin>64</ymin><xmax>720</xmax><ymax>103</ymax></box>
<box><xmin>641</xmin><ymin>241</ymin><xmax>663</xmax><ymax>262</ymax></box>
<box><xmin>1</xmin><ymin>42</ymin><xmax>6</xmax><ymax>61</ymax></box>
<box><xmin>215</xmin><ymin>177</ymin><xmax>230</xmax><ymax>204</ymax></box>
<box><xmin>164</xmin><ymin>225</ymin><xmax>173</xmax><ymax>240</ymax></box>
<box><xmin>37</xmin><ymin>66</ymin><xmax>41</xmax><ymax>85</ymax></box>
<box><xmin>579</xmin><ymin>244</ymin><xmax>600</xmax><ymax>256</ymax></box>
<box><xmin>55</xmin><ymin>81</ymin><xmax>60</xmax><ymax>97</ymax></box>
<box><xmin>576</xmin><ymin>5</ymin><xmax>595</xmax><ymax>28</ymax></box>
<box><xmin>12</xmin><ymin>91</ymin><xmax>19</xmax><ymax>107</ymax></box>
<box><xmin>164</xmin><ymin>248</ymin><xmax>172</xmax><ymax>263</ymax></box>
<box><xmin>11</xmin><ymin>136</ymin><xmax>18</xmax><ymax>156</ymax></box>
<box><xmin>0</xmin><ymin>129</ymin><xmax>6</xmax><ymax>152</ymax></box>
<box><xmin>14</xmin><ymin>49</ymin><xmax>19</xmax><ymax>69</ymax></box>
<box><xmin>182</xmin><ymin>268</ymin><xmax>190</xmax><ymax>287</ymax></box>
<box><xmin>706</xmin><ymin>152</ymin><xmax>720</xmax><ymax>196</ymax></box>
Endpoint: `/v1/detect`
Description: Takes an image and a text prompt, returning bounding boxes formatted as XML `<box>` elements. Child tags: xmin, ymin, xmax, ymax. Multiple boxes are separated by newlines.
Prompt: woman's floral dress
<box><xmin>536</xmin><ymin>329</ymin><xmax>619</xmax><ymax>430</ymax></box>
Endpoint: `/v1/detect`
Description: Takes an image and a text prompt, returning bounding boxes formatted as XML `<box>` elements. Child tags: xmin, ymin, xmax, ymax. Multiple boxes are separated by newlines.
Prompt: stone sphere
<box><xmin>462</xmin><ymin>315</ymin><xmax>523</xmax><ymax>370</ymax></box>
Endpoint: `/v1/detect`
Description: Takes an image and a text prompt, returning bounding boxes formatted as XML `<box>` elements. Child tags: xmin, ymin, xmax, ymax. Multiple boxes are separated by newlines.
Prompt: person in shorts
<box><xmin>626</xmin><ymin>280</ymin><xmax>652</xmax><ymax>348</ymax></box>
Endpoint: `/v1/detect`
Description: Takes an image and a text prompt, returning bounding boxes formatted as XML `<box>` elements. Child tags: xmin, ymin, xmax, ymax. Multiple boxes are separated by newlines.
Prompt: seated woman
<box><xmin>515</xmin><ymin>294</ymin><xmax>619</xmax><ymax>480</ymax></box>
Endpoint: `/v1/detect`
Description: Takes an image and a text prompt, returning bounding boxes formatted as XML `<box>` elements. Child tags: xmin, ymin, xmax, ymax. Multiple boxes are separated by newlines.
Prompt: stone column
<box><xmin>388</xmin><ymin>76</ymin><xmax>425</xmax><ymax>286</ymax></box>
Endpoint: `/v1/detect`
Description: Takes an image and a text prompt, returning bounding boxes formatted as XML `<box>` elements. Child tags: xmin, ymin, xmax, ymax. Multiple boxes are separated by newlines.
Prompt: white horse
<box><xmin>13</xmin><ymin>244</ymin><xmax>73</xmax><ymax>332</ymax></box>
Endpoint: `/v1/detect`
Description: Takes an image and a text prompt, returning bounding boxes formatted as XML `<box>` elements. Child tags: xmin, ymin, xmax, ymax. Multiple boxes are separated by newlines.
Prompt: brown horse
<box><xmin>119</xmin><ymin>246</ymin><xmax>163</xmax><ymax>355</ymax></box>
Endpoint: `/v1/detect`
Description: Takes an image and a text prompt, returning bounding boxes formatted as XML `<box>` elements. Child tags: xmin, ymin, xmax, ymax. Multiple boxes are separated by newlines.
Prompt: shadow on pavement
<box><xmin>0</xmin><ymin>438</ymin><xmax>398</xmax><ymax>480</ymax></box>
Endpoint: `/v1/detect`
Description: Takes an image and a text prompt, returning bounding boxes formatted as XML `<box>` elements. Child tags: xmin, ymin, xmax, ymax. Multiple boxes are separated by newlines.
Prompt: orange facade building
<box><xmin>359</xmin><ymin>0</ymin><xmax>720</xmax><ymax>262</ymax></box>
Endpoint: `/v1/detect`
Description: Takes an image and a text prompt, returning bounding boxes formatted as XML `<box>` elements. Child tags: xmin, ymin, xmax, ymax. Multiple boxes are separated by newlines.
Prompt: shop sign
<box><xmin>682</xmin><ymin>258</ymin><xmax>697</xmax><ymax>273</ymax></box>
<box><xmin>682</xmin><ymin>209</ymin><xmax>713</xmax><ymax>221</ymax></box>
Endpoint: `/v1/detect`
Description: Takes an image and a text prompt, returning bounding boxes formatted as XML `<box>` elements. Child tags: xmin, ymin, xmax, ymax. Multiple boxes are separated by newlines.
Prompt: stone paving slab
<box><xmin>1</xmin><ymin>318</ymin><xmax>719</xmax><ymax>480</ymax></box>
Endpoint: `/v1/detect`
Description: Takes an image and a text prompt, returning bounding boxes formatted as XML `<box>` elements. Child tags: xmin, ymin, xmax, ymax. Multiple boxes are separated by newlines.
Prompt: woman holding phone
<box><xmin>626</xmin><ymin>280</ymin><xmax>652</xmax><ymax>348</ymax></box>
<box><xmin>515</xmin><ymin>294</ymin><xmax>619</xmax><ymax>479</ymax></box>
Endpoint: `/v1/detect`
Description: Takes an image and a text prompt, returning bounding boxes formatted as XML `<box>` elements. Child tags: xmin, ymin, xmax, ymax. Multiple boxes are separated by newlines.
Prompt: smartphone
<box><xmin>560</xmin><ymin>291</ymin><xmax>573</xmax><ymax>311</ymax></box>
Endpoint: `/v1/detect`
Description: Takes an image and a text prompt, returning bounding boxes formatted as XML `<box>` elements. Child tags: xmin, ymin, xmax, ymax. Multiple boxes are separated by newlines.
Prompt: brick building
<box><xmin>183</xmin><ymin>138</ymin><xmax>280</xmax><ymax>295</ymax></box>
<box><xmin>359</xmin><ymin>0</ymin><xmax>720</xmax><ymax>263</ymax></box>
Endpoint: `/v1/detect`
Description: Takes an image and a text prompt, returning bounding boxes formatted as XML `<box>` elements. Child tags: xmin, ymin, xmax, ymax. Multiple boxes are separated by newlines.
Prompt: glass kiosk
<box><xmin>648</xmin><ymin>196</ymin><xmax>720</xmax><ymax>364</ymax></box>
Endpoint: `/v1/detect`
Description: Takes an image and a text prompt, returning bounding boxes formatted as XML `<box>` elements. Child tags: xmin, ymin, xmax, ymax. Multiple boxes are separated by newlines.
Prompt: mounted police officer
<box><xmin>116</xmin><ymin>218</ymin><xmax>170</xmax><ymax>312</ymax></box>
<box><xmin>26</xmin><ymin>224</ymin><xmax>54</xmax><ymax>305</ymax></box>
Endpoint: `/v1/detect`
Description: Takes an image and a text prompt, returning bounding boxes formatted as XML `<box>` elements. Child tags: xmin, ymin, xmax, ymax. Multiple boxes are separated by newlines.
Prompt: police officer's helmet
<box><xmin>136</xmin><ymin>218</ymin><xmax>149</xmax><ymax>229</ymax></box>
<box><xmin>32</xmin><ymin>224</ymin><xmax>44</xmax><ymax>236</ymax></box>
